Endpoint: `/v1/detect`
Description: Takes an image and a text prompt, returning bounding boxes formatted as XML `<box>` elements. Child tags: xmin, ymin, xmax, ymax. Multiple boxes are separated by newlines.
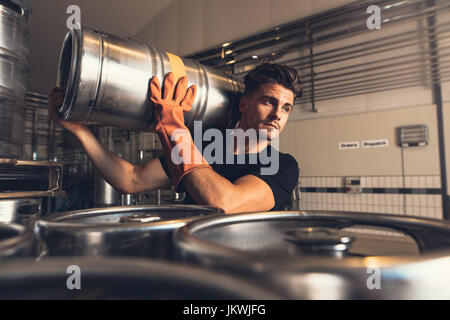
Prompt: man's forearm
<box><xmin>182</xmin><ymin>168</ymin><xmax>275</xmax><ymax>214</ymax></box>
<box><xmin>73</xmin><ymin>128</ymin><xmax>136</xmax><ymax>193</ymax></box>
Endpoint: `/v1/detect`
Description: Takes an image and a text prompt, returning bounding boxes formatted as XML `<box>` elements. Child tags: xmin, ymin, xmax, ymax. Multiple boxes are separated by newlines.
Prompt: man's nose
<box><xmin>269</xmin><ymin>106</ymin><xmax>282</xmax><ymax>120</ymax></box>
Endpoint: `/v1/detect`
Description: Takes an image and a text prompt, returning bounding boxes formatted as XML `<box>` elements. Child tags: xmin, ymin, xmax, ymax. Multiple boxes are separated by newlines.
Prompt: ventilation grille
<box><xmin>397</xmin><ymin>125</ymin><xmax>429</xmax><ymax>147</ymax></box>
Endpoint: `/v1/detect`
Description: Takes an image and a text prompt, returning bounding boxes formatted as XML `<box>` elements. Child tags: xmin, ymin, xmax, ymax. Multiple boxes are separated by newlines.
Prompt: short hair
<box><xmin>243</xmin><ymin>63</ymin><xmax>302</xmax><ymax>98</ymax></box>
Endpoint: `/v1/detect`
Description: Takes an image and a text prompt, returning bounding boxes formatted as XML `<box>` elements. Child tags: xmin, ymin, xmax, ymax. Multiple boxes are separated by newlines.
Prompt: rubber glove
<box><xmin>150</xmin><ymin>72</ymin><xmax>211</xmax><ymax>188</ymax></box>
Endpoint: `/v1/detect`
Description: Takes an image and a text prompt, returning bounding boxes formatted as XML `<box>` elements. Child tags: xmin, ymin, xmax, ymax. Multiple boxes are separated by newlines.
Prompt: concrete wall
<box><xmin>134</xmin><ymin>0</ymin><xmax>357</xmax><ymax>56</ymax></box>
<box><xmin>280</xmin><ymin>104</ymin><xmax>440</xmax><ymax>176</ymax></box>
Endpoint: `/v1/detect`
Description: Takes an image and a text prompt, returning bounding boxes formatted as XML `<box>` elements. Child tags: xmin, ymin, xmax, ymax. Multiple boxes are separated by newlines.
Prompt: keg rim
<box><xmin>56</xmin><ymin>28</ymin><xmax>81</xmax><ymax>119</ymax></box>
<box><xmin>0</xmin><ymin>256</ymin><xmax>284</xmax><ymax>299</ymax></box>
<box><xmin>0</xmin><ymin>222</ymin><xmax>35</xmax><ymax>257</ymax></box>
<box><xmin>36</xmin><ymin>204</ymin><xmax>224</xmax><ymax>232</ymax></box>
<box><xmin>174</xmin><ymin>210</ymin><xmax>450</xmax><ymax>269</ymax></box>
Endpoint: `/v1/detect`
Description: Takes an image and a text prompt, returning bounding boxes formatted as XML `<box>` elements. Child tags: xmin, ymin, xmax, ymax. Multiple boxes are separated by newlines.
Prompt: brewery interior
<box><xmin>1</xmin><ymin>0</ymin><xmax>450</xmax><ymax>300</ymax></box>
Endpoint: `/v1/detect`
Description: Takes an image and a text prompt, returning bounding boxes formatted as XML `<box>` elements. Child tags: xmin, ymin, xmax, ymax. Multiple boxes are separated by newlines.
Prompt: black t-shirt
<box><xmin>159</xmin><ymin>144</ymin><xmax>299</xmax><ymax>211</ymax></box>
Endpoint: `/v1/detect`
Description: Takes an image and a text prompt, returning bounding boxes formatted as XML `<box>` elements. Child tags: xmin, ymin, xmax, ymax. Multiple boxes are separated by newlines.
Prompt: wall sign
<box><xmin>362</xmin><ymin>139</ymin><xmax>389</xmax><ymax>148</ymax></box>
<box><xmin>339</xmin><ymin>141</ymin><xmax>360</xmax><ymax>150</ymax></box>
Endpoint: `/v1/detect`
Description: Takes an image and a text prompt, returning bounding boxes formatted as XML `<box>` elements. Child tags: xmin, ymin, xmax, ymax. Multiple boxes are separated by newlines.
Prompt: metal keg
<box><xmin>94</xmin><ymin>174</ymin><xmax>121</xmax><ymax>207</ymax></box>
<box><xmin>0</xmin><ymin>257</ymin><xmax>282</xmax><ymax>299</ymax></box>
<box><xmin>56</xmin><ymin>25</ymin><xmax>244</xmax><ymax>132</ymax></box>
<box><xmin>36</xmin><ymin>205</ymin><xmax>223</xmax><ymax>259</ymax></box>
<box><xmin>0</xmin><ymin>0</ymin><xmax>32</xmax><ymax>158</ymax></box>
<box><xmin>0</xmin><ymin>222</ymin><xmax>36</xmax><ymax>259</ymax></box>
<box><xmin>174</xmin><ymin>211</ymin><xmax>450</xmax><ymax>299</ymax></box>
<box><xmin>0</xmin><ymin>198</ymin><xmax>41</xmax><ymax>227</ymax></box>
<box><xmin>275</xmin><ymin>251</ymin><xmax>450</xmax><ymax>299</ymax></box>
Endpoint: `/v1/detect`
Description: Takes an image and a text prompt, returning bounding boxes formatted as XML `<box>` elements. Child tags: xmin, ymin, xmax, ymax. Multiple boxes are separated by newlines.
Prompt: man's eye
<box><xmin>283</xmin><ymin>106</ymin><xmax>292</xmax><ymax>113</ymax></box>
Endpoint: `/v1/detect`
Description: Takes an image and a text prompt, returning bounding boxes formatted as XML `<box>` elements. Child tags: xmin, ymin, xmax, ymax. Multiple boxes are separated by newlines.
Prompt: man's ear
<box><xmin>238</xmin><ymin>96</ymin><xmax>248</xmax><ymax>114</ymax></box>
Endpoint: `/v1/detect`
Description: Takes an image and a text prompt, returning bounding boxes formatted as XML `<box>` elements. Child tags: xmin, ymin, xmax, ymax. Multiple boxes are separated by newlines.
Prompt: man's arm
<box><xmin>49</xmin><ymin>87</ymin><xmax>171</xmax><ymax>194</ymax></box>
<box><xmin>148</xmin><ymin>74</ymin><xmax>276</xmax><ymax>214</ymax></box>
<box><xmin>183</xmin><ymin>168</ymin><xmax>275</xmax><ymax>214</ymax></box>
<box><xmin>74</xmin><ymin>128</ymin><xmax>171</xmax><ymax>193</ymax></box>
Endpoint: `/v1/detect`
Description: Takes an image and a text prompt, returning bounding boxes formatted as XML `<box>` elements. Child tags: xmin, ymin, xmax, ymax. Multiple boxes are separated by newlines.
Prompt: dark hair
<box><xmin>243</xmin><ymin>63</ymin><xmax>302</xmax><ymax>98</ymax></box>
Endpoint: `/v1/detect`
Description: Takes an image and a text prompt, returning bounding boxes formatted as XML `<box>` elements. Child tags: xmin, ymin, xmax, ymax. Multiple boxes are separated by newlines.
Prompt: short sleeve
<box><xmin>250</xmin><ymin>153</ymin><xmax>299</xmax><ymax>210</ymax></box>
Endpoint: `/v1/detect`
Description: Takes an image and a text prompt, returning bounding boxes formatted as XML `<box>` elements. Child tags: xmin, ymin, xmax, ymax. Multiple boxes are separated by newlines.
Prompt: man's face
<box><xmin>238</xmin><ymin>83</ymin><xmax>294</xmax><ymax>140</ymax></box>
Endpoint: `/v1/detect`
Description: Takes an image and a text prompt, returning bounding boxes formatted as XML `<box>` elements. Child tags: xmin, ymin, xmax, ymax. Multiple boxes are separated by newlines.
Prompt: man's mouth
<box><xmin>263</xmin><ymin>123</ymin><xmax>279</xmax><ymax>130</ymax></box>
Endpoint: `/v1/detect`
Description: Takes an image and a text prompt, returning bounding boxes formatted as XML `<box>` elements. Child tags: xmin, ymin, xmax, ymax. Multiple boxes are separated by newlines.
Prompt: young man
<box><xmin>49</xmin><ymin>63</ymin><xmax>301</xmax><ymax>214</ymax></box>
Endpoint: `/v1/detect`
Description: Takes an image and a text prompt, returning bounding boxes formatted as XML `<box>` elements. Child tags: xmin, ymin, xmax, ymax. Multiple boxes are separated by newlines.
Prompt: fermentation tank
<box><xmin>0</xmin><ymin>0</ymin><xmax>32</xmax><ymax>158</ymax></box>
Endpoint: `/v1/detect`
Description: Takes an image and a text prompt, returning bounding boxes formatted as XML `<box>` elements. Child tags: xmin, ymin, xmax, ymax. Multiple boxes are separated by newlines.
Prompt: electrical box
<box><xmin>344</xmin><ymin>177</ymin><xmax>363</xmax><ymax>194</ymax></box>
<box><xmin>397</xmin><ymin>125</ymin><xmax>429</xmax><ymax>147</ymax></box>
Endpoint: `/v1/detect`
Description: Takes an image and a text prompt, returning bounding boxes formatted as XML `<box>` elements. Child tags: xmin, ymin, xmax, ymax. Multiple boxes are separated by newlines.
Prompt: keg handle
<box><xmin>296</xmin><ymin>212</ymin><xmax>450</xmax><ymax>252</ymax></box>
<box><xmin>119</xmin><ymin>213</ymin><xmax>161</xmax><ymax>223</ymax></box>
<box><xmin>284</xmin><ymin>227</ymin><xmax>355</xmax><ymax>252</ymax></box>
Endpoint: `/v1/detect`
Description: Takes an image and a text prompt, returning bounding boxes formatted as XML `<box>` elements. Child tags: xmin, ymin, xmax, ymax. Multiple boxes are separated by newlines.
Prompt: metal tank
<box><xmin>174</xmin><ymin>210</ymin><xmax>450</xmax><ymax>299</ymax></box>
<box><xmin>0</xmin><ymin>198</ymin><xmax>41</xmax><ymax>227</ymax></box>
<box><xmin>0</xmin><ymin>222</ymin><xmax>36</xmax><ymax>259</ymax></box>
<box><xmin>56</xmin><ymin>25</ymin><xmax>244</xmax><ymax>132</ymax></box>
<box><xmin>94</xmin><ymin>174</ymin><xmax>121</xmax><ymax>207</ymax></box>
<box><xmin>36</xmin><ymin>205</ymin><xmax>223</xmax><ymax>260</ymax></box>
<box><xmin>0</xmin><ymin>0</ymin><xmax>32</xmax><ymax>158</ymax></box>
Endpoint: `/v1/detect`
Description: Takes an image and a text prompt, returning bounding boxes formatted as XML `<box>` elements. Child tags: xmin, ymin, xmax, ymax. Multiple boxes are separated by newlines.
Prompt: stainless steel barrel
<box><xmin>0</xmin><ymin>0</ymin><xmax>32</xmax><ymax>158</ymax></box>
<box><xmin>36</xmin><ymin>205</ymin><xmax>222</xmax><ymax>259</ymax></box>
<box><xmin>0</xmin><ymin>222</ymin><xmax>36</xmax><ymax>259</ymax></box>
<box><xmin>94</xmin><ymin>174</ymin><xmax>121</xmax><ymax>207</ymax></box>
<box><xmin>0</xmin><ymin>198</ymin><xmax>41</xmax><ymax>227</ymax></box>
<box><xmin>0</xmin><ymin>257</ymin><xmax>283</xmax><ymax>299</ymax></box>
<box><xmin>174</xmin><ymin>211</ymin><xmax>450</xmax><ymax>299</ymax></box>
<box><xmin>57</xmin><ymin>26</ymin><xmax>244</xmax><ymax>132</ymax></box>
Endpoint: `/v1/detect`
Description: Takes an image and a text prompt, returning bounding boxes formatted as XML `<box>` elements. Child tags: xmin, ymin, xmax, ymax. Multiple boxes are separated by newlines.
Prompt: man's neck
<box><xmin>233</xmin><ymin>123</ymin><xmax>270</xmax><ymax>154</ymax></box>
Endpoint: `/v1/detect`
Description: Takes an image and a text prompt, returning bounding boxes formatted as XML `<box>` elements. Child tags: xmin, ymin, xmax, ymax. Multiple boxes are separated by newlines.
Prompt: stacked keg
<box><xmin>0</xmin><ymin>0</ymin><xmax>32</xmax><ymax>159</ymax></box>
<box><xmin>0</xmin><ymin>0</ymin><xmax>38</xmax><ymax>260</ymax></box>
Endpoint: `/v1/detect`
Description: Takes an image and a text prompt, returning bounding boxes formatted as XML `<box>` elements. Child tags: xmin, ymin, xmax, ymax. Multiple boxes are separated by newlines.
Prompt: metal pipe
<box><xmin>280</xmin><ymin>23</ymin><xmax>450</xmax><ymax>67</ymax></box>
<box><xmin>299</xmin><ymin>79</ymin><xmax>444</xmax><ymax>103</ymax></box>
<box><xmin>426</xmin><ymin>0</ymin><xmax>449</xmax><ymax>219</ymax></box>
<box><xmin>300</xmin><ymin>61</ymin><xmax>450</xmax><ymax>90</ymax></box>
<box><xmin>293</xmin><ymin>48</ymin><xmax>449</xmax><ymax>83</ymax></box>
<box><xmin>57</xmin><ymin>26</ymin><xmax>244</xmax><ymax>132</ymax></box>
<box><xmin>193</xmin><ymin>1</ymin><xmax>450</xmax><ymax>68</ymax></box>
<box><xmin>188</xmin><ymin>0</ymin><xmax>426</xmax><ymax>64</ymax></box>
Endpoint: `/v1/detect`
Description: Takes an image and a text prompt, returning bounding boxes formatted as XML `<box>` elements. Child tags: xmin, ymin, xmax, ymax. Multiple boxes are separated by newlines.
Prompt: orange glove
<box><xmin>150</xmin><ymin>72</ymin><xmax>211</xmax><ymax>188</ymax></box>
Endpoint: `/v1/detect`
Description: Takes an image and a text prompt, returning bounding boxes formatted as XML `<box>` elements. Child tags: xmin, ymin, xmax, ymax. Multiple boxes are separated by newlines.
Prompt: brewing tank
<box><xmin>57</xmin><ymin>25</ymin><xmax>244</xmax><ymax>132</ymax></box>
<box><xmin>0</xmin><ymin>0</ymin><xmax>32</xmax><ymax>158</ymax></box>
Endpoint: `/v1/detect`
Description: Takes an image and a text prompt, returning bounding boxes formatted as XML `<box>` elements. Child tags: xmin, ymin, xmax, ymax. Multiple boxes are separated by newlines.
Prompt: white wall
<box><xmin>280</xmin><ymin>104</ymin><xmax>440</xmax><ymax>176</ymax></box>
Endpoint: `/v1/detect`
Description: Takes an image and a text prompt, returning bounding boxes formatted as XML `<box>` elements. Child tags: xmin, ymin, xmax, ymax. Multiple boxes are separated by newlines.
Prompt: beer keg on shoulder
<box><xmin>57</xmin><ymin>26</ymin><xmax>244</xmax><ymax>132</ymax></box>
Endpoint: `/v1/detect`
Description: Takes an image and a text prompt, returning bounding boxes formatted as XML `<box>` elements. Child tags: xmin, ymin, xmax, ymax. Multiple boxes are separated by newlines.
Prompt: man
<box><xmin>49</xmin><ymin>63</ymin><xmax>301</xmax><ymax>214</ymax></box>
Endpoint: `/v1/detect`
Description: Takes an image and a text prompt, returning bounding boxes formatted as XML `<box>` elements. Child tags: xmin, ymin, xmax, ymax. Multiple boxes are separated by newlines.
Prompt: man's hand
<box><xmin>150</xmin><ymin>73</ymin><xmax>211</xmax><ymax>188</ymax></box>
<box><xmin>48</xmin><ymin>87</ymin><xmax>89</xmax><ymax>134</ymax></box>
<box><xmin>149</xmin><ymin>73</ymin><xmax>195</xmax><ymax>132</ymax></box>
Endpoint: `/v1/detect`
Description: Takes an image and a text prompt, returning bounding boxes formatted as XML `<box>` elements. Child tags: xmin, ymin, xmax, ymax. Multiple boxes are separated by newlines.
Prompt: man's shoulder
<box><xmin>269</xmin><ymin>146</ymin><xmax>298</xmax><ymax>165</ymax></box>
